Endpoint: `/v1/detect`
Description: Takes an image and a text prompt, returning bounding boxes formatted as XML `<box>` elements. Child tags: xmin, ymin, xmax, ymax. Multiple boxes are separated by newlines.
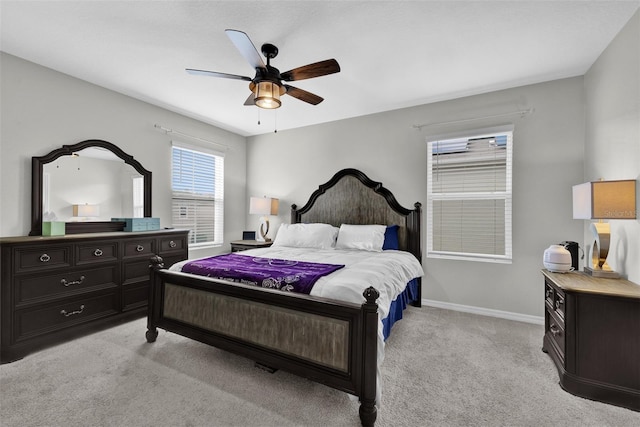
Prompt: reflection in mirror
<box><xmin>42</xmin><ymin>148</ymin><xmax>144</xmax><ymax>222</ymax></box>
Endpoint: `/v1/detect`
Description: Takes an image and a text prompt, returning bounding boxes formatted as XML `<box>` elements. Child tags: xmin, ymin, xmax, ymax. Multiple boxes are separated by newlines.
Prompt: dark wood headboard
<box><xmin>291</xmin><ymin>168</ymin><xmax>422</xmax><ymax>261</ymax></box>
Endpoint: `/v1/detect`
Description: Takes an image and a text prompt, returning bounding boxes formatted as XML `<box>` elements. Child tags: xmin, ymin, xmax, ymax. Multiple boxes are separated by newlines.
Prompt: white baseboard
<box><xmin>421</xmin><ymin>299</ymin><xmax>544</xmax><ymax>325</ymax></box>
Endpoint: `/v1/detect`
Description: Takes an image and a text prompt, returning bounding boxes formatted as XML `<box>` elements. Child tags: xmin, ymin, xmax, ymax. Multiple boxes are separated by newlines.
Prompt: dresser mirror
<box><xmin>30</xmin><ymin>140</ymin><xmax>152</xmax><ymax>235</ymax></box>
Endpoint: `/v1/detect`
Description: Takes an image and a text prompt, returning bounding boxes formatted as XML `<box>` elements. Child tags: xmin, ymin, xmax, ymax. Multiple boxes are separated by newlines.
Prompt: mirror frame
<box><xmin>30</xmin><ymin>139</ymin><xmax>152</xmax><ymax>236</ymax></box>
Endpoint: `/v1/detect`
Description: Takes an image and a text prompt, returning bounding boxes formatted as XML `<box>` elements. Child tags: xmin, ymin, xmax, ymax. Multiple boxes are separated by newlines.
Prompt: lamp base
<box><xmin>584</xmin><ymin>266</ymin><xmax>620</xmax><ymax>279</ymax></box>
<box><xmin>259</xmin><ymin>220</ymin><xmax>272</xmax><ymax>242</ymax></box>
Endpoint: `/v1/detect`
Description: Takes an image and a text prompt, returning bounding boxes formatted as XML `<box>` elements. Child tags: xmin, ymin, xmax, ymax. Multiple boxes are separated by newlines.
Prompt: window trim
<box><xmin>426</xmin><ymin>125</ymin><xmax>513</xmax><ymax>263</ymax></box>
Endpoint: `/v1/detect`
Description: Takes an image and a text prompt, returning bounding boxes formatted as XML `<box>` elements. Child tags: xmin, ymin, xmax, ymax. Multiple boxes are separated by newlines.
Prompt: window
<box><xmin>171</xmin><ymin>143</ymin><xmax>224</xmax><ymax>246</ymax></box>
<box><xmin>426</xmin><ymin>126</ymin><xmax>513</xmax><ymax>263</ymax></box>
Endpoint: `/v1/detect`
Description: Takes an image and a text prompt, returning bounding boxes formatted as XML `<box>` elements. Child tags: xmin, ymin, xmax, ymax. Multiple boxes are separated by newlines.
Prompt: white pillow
<box><xmin>272</xmin><ymin>223</ymin><xmax>338</xmax><ymax>249</ymax></box>
<box><xmin>335</xmin><ymin>224</ymin><xmax>386</xmax><ymax>252</ymax></box>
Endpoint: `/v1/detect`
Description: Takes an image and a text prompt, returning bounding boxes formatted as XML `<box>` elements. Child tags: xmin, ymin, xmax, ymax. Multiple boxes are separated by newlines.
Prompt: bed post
<box><xmin>146</xmin><ymin>255</ymin><xmax>164</xmax><ymax>343</ymax></box>
<box><xmin>360</xmin><ymin>286</ymin><xmax>380</xmax><ymax>427</ymax></box>
<box><xmin>409</xmin><ymin>202</ymin><xmax>422</xmax><ymax>307</ymax></box>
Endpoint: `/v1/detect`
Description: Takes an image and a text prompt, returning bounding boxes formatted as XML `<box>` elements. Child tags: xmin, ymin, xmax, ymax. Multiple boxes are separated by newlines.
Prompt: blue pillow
<box><xmin>382</xmin><ymin>225</ymin><xmax>399</xmax><ymax>250</ymax></box>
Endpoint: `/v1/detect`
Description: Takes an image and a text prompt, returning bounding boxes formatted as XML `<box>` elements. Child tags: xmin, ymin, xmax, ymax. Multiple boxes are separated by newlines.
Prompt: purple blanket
<box><xmin>181</xmin><ymin>253</ymin><xmax>345</xmax><ymax>294</ymax></box>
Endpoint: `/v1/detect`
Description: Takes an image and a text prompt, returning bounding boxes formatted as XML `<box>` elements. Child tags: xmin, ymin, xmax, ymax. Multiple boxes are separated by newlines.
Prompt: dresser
<box><xmin>542</xmin><ymin>270</ymin><xmax>640</xmax><ymax>411</ymax></box>
<box><xmin>0</xmin><ymin>229</ymin><xmax>189</xmax><ymax>363</ymax></box>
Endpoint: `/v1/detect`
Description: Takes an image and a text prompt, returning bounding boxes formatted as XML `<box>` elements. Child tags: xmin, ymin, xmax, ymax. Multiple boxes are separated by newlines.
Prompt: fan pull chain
<box><xmin>274</xmin><ymin>110</ymin><xmax>277</xmax><ymax>133</ymax></box>
<box><xmin>257</xmin><ymin>109</ymin><xmax>261</xmax><ymax>125</ymax></box>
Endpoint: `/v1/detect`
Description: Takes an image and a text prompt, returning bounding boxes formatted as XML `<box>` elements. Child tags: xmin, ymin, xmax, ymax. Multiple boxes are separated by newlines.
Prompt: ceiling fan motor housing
<box><xmin>249</xmin><ymin>66</ymin><xmax>286</xmax><ymax>95</ymax></box>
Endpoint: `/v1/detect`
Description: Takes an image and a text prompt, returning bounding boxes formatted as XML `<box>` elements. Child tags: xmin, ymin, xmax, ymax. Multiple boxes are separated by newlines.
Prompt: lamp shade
<box><xmin>73</xmin><ymin>204</ymin><xmax>100</xmax><ymax>217</ymax></box>
<box><xmin>249</xmin><ymin>197</ymin><xmax>279</xmax><ymax>216</ymax></box>
<box><xmin>254</xmin><ymin>81</ymin><xmax>282</xmax><ymax>109</ymax></box>
<box><xmin>572</xmin><ymin>180</ymin><xmax>636</xmax><ymax>220</ymax></box>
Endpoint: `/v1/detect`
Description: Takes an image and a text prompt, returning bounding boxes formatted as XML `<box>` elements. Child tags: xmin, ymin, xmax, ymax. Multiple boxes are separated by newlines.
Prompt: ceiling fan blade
<box><xmin>186</xmin><ymin>68</ymin><xmax>252</xmax><ymax>81</ymax></box>
<box><xmin>225</xmin><ymin>29</ymin><xmax>266</xmax><ymax>70</ymax></box>
<box><xmin>243</xmin><ymin>93</ymin><xmax>255</xmax><ymax>106</ymax></box>
<box><xmin>284</xmin><ymin>85</ymin><xmax>324</xmax><ymax>105</ymax></box>
<box><xmin>281</xmin><ymin>59</ymin><xmax>340</xmax><ymax>82</ymax></box>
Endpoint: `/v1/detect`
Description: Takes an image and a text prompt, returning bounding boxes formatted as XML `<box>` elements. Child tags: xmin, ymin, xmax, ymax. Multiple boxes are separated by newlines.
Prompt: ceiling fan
<box><xmin>186</xmin><ymin>29</ymin><xmax>340</xmax><ymax>109</ymax></box>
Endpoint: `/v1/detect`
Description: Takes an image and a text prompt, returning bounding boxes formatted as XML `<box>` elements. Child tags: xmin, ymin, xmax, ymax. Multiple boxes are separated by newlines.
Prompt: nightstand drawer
<box><xmin>15</xmin><ymin>266</ymin><xmax>118</xmax><ymax>305</ymax></box>
<box><xmin>15</xmin><ymin>291</ymin><xmax>119</xmax><ymax>341</ymax></box>
<box><xmin>76</xmin><ymin>242</ymin><xmax>118</xmax><ymax>265</ymax></box>
<box><xmin>14</xmin><ymin>245</ymin><xmax>72</xmax><ymax>273</ymax></box>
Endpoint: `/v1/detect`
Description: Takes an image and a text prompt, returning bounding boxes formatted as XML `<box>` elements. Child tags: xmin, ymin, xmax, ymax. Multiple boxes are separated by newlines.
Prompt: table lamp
<box><xmin>249</xmin><ymin>196</ymin><xmax>279</xmax><ymax>242</ymax></box>
<box><xmin>572</xmin><ymin>180</ymin><xmax>636</xmax><ymax>278</ymax></box>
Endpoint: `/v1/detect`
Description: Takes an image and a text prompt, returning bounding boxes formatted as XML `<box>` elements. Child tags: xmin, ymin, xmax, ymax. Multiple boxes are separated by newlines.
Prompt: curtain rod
<box><xmin>412</xmin><ymin>108</ymin><xmax>534</xmax><ymax>130</ymax></box>
<box><xmin>154</xmin><ymin>124</ymin><xmax>229</xmax><ymax>150</ymax></box>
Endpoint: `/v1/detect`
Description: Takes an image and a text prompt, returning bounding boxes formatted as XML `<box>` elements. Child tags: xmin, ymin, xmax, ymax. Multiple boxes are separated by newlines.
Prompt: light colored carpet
<box><xmin>1</xmin><ymin>306</ymin><xmax>638</xmax><ymax>426</ymax></box>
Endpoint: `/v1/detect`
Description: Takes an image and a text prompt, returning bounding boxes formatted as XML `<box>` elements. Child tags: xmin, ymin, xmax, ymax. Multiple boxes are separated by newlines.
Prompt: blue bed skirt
<box><xmin>382</xmin><ymin>278</ymin><xmax>420</xmax><ymax>341</ymax></box>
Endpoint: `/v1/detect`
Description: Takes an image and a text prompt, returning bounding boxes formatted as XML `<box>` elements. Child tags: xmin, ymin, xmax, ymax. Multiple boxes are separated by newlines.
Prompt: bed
<box><xmin>145</xmin><ymin>168</ymin><xmax>423</xmax><ymax>426</ymax></box>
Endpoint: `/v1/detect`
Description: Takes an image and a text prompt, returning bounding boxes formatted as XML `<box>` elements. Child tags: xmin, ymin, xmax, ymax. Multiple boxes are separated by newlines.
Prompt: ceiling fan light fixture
<box><xmin>255</xmin><ymin>81</ymin><xmax>281</xmax><ymax>109</ymax></box>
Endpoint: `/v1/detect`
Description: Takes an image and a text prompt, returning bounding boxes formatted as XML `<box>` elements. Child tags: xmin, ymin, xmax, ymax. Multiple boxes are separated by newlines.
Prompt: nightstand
<box><xmin>541</xmin><ymin>269</ymin><xmax>640</xmax><ymax>411</ymax></box>
<box><xmin>230</xmin><ymin>240</ymin><xmax>273</xmax><ymax>252</ymax></box>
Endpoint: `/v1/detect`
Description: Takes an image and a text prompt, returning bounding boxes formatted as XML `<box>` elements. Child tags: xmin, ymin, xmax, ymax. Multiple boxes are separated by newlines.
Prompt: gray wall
<box><xmin>247</xmin><ymin>77</ymin><xmax>586</xmax><ymax>318</ymax></box>
<box><xmin>2</xmin><ymin>10</ymin><xmax>636</xmax><ymax>319</ymax></box>
<box><xmin>584</xmin><ymin>10</ymin><xmax>640</xmax><ymax>283</ymax></box>
<box><xmin>0</xmin><ymin>53</ymin><xmax>247</xmax><ymax>259</ymax></box>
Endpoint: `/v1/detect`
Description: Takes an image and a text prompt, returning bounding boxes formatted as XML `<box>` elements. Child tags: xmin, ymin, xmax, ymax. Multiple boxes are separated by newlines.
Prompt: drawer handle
<box><xmin>550</xmin><ymin>324</ymin><xmax>561</xmax><ymax>336</ymax></box>
<box><xmin>61</xmin><ymin>276</ymin><xmax>85</xmax><ymax>287</ymax></box>
<box><xmin>94</xmin><ymin>249</ymin><xmax>103</xmax><ymax>257</ymax></box>
<box><xmin>555</xmin><ymin>299</ymin><xmax>564</xmax><ymax>310</ymax></box>
<box><xmin>40</xmin><ymin>253</ymin><xmax>51</xmax><ymax>262</ymax></box>
<box><xmin>60</xmin><ymin>305</ymin><xmax>85</xmax><ymax>317</ymax></box>
<box><xmin>545</xmin><ymin>289</ymin><xmax>552</xmax><ymax>299</ymax></box>
<box><xmin>169</xmin><ymin>240</ymin><xmax>177</xmax><ymax>248</ymax></box>
<box><xmin>136</xmin><ymin>245</ymin><xmax>144</xmax><ymax>252</ymax></box>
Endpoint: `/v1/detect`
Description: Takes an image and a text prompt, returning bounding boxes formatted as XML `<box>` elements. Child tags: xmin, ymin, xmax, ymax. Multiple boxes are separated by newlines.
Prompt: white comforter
<box><xmin>170</xmin><ymin>246</ymin><xmax>424</xmax><ymax>405</ymax></box>
<box><xmin>171</xmin><ymin>246</ymin><xmax>424</xmax><ymax>321</ymax></box>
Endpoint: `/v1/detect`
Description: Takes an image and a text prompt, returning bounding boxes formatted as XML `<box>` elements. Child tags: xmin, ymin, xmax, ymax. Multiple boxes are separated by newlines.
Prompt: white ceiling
<box><xmin>1</xmin><ymin>1</ymin><xmax>638</xmax><ymax>137</ymax></box>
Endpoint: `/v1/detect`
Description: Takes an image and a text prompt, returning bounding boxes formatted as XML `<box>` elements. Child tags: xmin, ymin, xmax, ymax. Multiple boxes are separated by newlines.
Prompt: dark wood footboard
<box><xmin>147</xmin><ymin>255</ymin><xmax>380</xmax><ymax>426</ymax></box>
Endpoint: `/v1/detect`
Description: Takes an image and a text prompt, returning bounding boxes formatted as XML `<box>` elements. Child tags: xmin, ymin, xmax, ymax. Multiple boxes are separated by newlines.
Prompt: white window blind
<box><xmin>171</xmin><ymin>143</ymin><xmax>224</xmax><ymax>246</ymax></box>
<box><xmin>132</xmin><ymin>176</ymin><xmax>144</xmax><ymax>218</ymax></box>
<box><xmin>427</xmin><ymin>128</ymin><xmax>513</xmax><ymax>263</ymax></box>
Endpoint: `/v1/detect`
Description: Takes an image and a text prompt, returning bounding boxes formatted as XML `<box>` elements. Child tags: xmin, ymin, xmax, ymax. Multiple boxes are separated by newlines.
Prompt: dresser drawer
<box><xmin>159</xmin><ymin>235</ymin><xmax>187</xmax><ymax>254</ymax></box>
<box><xmin>546</xmin><ymin>309</ymin><xmax>565</xmax><ymax>359</ymax></box>
<box><xmin>122</xmin><ymin>282</ymin><xmax>149</xmax><ymax>311</ymax></box>
<box><xmin>545</xmin><ymin>280</ymin><xmax>565</xmax><ymax>320</ymax></box>
<box><xmin>553</xmin><ymin>290</ymin><xmax>565</xmax><ymax>320</ymax></box>
<box><xmin>123</xmin><ymin>239</ymin><xmax>155</xmax><ymax>258</ymax></box>
<box><xmin>123</xmin><ymin>259</ymin><xmax>152</xmax><ymax>285</ymax></box>
<box><xmin>15</xmin><ymin>266</ymin><xmax>118</xmax><ymax>305</ymax></box>
<box><xmin>15</xmin><ymin>291</ymin><xmax>119</xmax><ymax>342</ymax></box>
<box><xmin>545</xmin><ymin>282</ymin><xmax>555</xmax><ymax>307</ymax></box>
<box><xmin>14</xmin><ymin>245</ymin><xmax>72</xmax><ymax>273</ymax></box>
<box><xmin>76</xmin><ymin>242</ymin><xmax>118</xmax><ymax>265</ymax></box>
